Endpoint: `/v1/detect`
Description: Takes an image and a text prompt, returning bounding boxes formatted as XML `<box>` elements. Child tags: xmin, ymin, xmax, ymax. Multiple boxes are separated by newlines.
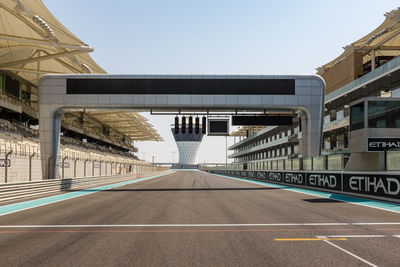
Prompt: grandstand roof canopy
<box><xmin>0</xmin><ymin>0</ymin><xmax>162</xmax><ymax>142</ymax></box>
<box><xmin>319</xmin><ymin>7</ymin><xmax>400</xmax><ymax>71</ymax></box>
<box><xmin>230</xmin><ymin>126</ymin><xmax>265</xmax><ymax>137</ymax></box>
<box><xmin>84</xmin><ymin>111</ymin><xmax>162</xmax><ymax>141</ymax></box>
<box><xmin>0</xmin><ymin>0</ymin><xmax>105</xmax><ymax>84</ymax></box>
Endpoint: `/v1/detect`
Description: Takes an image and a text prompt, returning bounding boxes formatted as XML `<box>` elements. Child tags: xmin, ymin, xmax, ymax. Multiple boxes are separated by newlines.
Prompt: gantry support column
<box><xmin>39</xmin><ymin>107</ymin><xmax>63</xmax><ymax>179</ymax></box>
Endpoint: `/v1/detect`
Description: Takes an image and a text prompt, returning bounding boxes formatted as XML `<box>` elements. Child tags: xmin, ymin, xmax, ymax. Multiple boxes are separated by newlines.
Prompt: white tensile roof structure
<box><xmin>318</xmin><ymin>7</ymin><xmax>400</xmax><ymax>72</ymax></box>
<box><xmin>0</xmin><ymin>0</ymin><xmax>162</xmax><ymax>142</ymax></box>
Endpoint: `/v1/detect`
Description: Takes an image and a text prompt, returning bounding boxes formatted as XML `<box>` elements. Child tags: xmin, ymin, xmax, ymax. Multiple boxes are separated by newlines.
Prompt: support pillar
<box><xmin>40</xmin><ymin>108</ymin><xmax>62</xmax><ymax>179</ymax></box>
<box><xmin>371</xmin><ymin>50</ymin><xmax>376</xmax><ymax>71</ymax></box>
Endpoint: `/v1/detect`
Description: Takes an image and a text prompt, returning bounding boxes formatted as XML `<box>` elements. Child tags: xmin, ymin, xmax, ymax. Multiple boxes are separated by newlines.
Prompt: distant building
<box><xmin>171</xmin><ymin>129</ymin><xmax>204</xmax><ymax>165</ymax></box>
<box><xmin>229</xmin><ymin>7</ymin><xmax>400</xmax><ymax>171</ymax></box>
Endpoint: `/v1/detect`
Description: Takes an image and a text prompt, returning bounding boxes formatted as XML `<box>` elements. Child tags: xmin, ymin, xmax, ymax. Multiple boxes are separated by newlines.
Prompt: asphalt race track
<box><xmin>0</xmin><ymin>170</ymin><xmax>398</xmax><ymax>266</ymax></box>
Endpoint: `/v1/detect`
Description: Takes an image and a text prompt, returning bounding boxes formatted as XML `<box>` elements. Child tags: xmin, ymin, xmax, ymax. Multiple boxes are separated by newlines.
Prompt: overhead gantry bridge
<box><xmin>39</xmin><ymin>74</ymin><xmax>325</xmax><ymax>179</ymax></box>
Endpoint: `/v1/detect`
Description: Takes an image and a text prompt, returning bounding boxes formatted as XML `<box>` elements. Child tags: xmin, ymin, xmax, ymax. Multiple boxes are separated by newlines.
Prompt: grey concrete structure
<box><xmin>344</xmin><ymin>97</ymin><xmax>400</xmax><ymax>171</ymax></box>
<box><xmin>39</xmin><ymin>74</ymin><xmax>325</xmax><ymax>179</ymax></box>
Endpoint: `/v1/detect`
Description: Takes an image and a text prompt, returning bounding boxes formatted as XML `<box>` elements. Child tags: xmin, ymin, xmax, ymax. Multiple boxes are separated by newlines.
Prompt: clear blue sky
<box><xmin>44</xmin><ymin>0</ymin><xmax>399</xmax><ymax>163</ymax></box>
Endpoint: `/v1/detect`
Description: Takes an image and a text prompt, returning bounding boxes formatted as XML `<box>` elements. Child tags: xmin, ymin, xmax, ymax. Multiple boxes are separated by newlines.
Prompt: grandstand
<box><xmin>0</xmin><ymin>124</ymin><xmax>151</xmax><ymax>183</ymax></box>
<box><xmin>229</xmin><ymin>7</ymin><xmax>400</xmax><ymax>171</ymax></box>
<box><xmin>0</xmin><ymin>0</ymin><xmax>162</xmax><ymax>181</ymax></box>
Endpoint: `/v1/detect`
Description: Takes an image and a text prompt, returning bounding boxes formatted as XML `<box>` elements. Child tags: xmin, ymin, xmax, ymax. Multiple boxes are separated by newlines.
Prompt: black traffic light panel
<box><xmin>195</xmin><ymin>117</ymin><xmax>200</xmax><ymax>134</ymax></box>
<box><xmin>188</xmin><ymin>116</ymin><xmax>193</xmax><ymax>134</ymax></box>
<box><xmin>174</xmin><ymin>116</ymin><xmax>179</xmax><ymax>134</ymax></box>
<box><xmin>181</xmin><ymin>116</ymin><xmax>186</xmax><ymax>134</ymax></box>
<box><xmin>202</xmin><ymin>116</ymin><xmax>207</xmax><ymax>134</ymax></box>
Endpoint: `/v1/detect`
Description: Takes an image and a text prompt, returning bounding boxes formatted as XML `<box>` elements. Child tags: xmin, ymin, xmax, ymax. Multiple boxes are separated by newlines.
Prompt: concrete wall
<box><xmin>0</xmin><ymin>140</ymin><xmax>160</xmax><ymax>183</ymax></box>
<box><xmin>0</xmin><ymin>152</ymin><xmax>160</xmax><ymax>183</ymax></box>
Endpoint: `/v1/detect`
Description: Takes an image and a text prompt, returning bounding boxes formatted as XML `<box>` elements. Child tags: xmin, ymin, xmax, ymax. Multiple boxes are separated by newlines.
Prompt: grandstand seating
<box><xmin>0</xmin><ymin>119</ymin><xmax>147</xmax><ymax>183</ymax></box>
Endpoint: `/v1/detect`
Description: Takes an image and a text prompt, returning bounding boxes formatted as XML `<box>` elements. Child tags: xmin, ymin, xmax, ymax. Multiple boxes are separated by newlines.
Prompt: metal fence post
<box><xmin>84</xmin><ymin>159</ymin><xmax>89</xmax><ymax>177</ymax></box>
<box><xmin>74</xmin><ymin>157</ymin><xmax>79</xmax><ymax>178</ymax></box>
<box><xmin>62</xmin><ymin>156</ymin><xmax>68</xmax><ymax>179</ymax></box>
<box><xmin>4</xmin><ymin>150</ymin><xmax>13</xmax><ymax>183</ymax></box>
<box><xmin>29</xmin><ymin>152</ymin><xmax>36</xmax><ymax>181</ymax></box>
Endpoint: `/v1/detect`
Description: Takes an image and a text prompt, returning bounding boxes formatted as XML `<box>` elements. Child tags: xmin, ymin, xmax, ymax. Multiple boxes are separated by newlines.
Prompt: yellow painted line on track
<box><xmin>275</xmin><ymin>238</ymin><xmax>347</xmax><ymax>241</ymax></box>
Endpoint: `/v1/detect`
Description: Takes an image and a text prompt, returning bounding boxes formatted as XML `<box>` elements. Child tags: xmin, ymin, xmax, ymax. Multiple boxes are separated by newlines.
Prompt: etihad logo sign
<box><xmin>346</xmin><ymin>176</ymin><xmax>400</xmax><ymax>196</ymax></box>
<box><xmin>308</xmin><ymin>174</ymin><xmax>338</xmax><ymax>189</ymax></box>
<box><xmin>284</xmin><ymin>173</ymin><xmax>304</xmax><ymax>185</ymax></box>
<box><xmin>221</xmin><ymin>170</ymin><xmax>400</xmax><ymax>200</ymax></box>
<box><xmin>367</xmin><ymin>137</ymin><xmax>400</xmax><ymax>152</ymax></box>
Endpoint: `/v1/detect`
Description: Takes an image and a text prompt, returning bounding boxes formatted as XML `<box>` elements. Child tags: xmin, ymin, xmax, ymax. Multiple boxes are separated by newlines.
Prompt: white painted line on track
<box><xmin>351</xmin><ymin>222</ymin><xmax>400</xmax><ymax>225</ymax></box>
<box><xmin>0</xmin><ymin>222</ymin><xmax>399</xmax><ymax>228</ymax></box>
<box><xmin>326</xmin><ymin>235</ymin><xmax>389</xmax><ymax>238</ymax></box>
<box><xmin>318</xmin><ymin>236</ymin><xmax>378</xmax><ymax>267</ymax></box>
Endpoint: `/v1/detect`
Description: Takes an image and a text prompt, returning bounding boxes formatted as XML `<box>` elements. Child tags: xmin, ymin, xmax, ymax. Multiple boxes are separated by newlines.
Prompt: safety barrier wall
<box><xmin>0</xmin><ymin>153</ymin><xmax>166</xmax><ymax>183</ymax></box>
<box><xmin>0</xmin><ymin>138</ymin><xmax>164</xmax><ymax>183</ymax></box>
<box><xmin>204</xmin><ymin>169</ymin><xmax>400</xmax><ymax>203</ymax></box>
<box><xmin>0</xmin><ymin>170</ymin><xmax>171</xmax><ymax>203</ymax></box>
<box><xmin>0</xmin><ymin>145</ymin><xmax>166</xmax><ymax>183</ymax></box>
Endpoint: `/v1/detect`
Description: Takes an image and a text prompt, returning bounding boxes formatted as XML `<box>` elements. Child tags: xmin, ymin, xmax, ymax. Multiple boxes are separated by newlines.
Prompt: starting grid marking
<box><xmin>275</xmin><ymin>234</ymin><xmax>400</xmax><ymax>241</ymax></box>
<box><xmin>0</xmin><ymin>224</ymin><xmax>396</xmax><ymax>266</ymax></box>
<box><xmin>321</xmin><ymin>238</ymin><xmax>378</xmax><ymax>267</ymax></box>
<box><xmin>275</xmin><ymin>238</ymin><xmax>347</xmax><ymax>241</ymax></box>
<box><xmin>276</xmin><ymin>234</ymin><xmax>400</xmax><ymax>267</ymax></box>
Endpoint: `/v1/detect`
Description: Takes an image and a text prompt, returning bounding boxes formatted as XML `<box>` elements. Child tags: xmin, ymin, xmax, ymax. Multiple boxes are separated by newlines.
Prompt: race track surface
<box><xmin>0</xmin><ymin>170</ymin><xmax>398</xmax><ymax>266</ymax></box>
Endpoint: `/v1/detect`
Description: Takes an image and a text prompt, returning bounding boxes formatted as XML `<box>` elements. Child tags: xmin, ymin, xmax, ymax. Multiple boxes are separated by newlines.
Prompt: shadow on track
<box><xmin>68</xmin><ymin>187</ymin><xmax>280</xmax><ymax>192</ymax></box>
<box><xmin>302</xmin><ymin>198</ymin><xmax>342</xmax><ymax>203</ymax></box>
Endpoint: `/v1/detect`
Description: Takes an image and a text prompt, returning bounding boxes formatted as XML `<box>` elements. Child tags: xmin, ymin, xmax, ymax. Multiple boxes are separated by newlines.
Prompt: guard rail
<box><xmin>0</xmin><ymin>171</ymin><xmax>170</xmax><ymax>203</ymax></box>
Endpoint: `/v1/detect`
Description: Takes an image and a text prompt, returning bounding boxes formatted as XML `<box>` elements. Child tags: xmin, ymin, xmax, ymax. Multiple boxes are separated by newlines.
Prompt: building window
<box><xmin>324</xmin><ymin>115</ymin><xmax>330</xmax><ymax>125</ymax></box>
<box><xmin>350</xmin><ymin>102</ymin><xmax>364</xmax><ymax>131</ymax></box>
<box><xmin>368</xmin><ymin>101</ymin><xmax>400</xmax><ymax>128</ymax></box>
<box><xmin>337</xmin><ymin>109</ymin><xmax>344</xmax><ymax>121</ymax></box>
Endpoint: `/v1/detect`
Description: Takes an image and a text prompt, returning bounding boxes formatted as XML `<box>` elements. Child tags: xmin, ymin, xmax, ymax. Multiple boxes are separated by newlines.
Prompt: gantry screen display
<box><xmin>208</xmin><ymin>119</ymin><xmax>229</xmax><ymax>136</ymax></box>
